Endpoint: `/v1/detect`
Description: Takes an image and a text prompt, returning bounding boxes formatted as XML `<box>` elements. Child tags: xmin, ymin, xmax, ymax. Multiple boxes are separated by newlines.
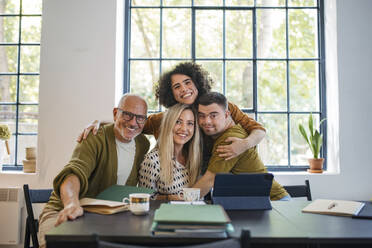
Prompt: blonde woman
<box><xmin>139</xmin><ymin>104</ymin><xmax>201</xmax><ymax>198</ymax></box>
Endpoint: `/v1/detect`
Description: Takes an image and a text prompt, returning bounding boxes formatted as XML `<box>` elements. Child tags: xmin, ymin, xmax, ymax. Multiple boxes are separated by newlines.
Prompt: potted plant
<box><xmin>298</xmin><ymin>114</ymin><xmax>326</xmax><ymax>173</ymax></box>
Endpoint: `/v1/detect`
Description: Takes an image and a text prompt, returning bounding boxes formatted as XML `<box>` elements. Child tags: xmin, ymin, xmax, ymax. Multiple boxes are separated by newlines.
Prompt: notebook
<box><xmin>153</xmin><ymin>203</ymin><xmax>231</xmax><ymax>224</ymax></box>
<box><xmin>302</xmin><ymin>199</ymin><xmax>366</xmax><ymax>217</ymax></box>
<box><xmin>96</xmin><ymin>185</ymin><xmax>154</xmax><ymax>202</ymax></box>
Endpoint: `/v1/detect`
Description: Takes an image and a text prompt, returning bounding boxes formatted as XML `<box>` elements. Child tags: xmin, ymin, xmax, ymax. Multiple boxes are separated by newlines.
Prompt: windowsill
<box><xmin>273</xmin><ymin>170</ymin><xmax>340</xmax><ymax>176</ymax></box>
<box><xmin>0</xmin><ymin>170</ymin><xmax>37</xmax><ymax>175</ymax></box>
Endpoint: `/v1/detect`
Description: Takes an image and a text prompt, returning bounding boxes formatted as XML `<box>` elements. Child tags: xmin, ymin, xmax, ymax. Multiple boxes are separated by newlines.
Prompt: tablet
<box><xmin>212</xmin><ymin>173</ymin><xmax>273</xmax><ymax>210</ymax></box>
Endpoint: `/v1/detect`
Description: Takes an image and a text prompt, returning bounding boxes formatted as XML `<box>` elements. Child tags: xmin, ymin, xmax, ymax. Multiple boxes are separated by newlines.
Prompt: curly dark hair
<box><xmin>155</xmin><ymin>62</ymin><xmax>213</xmax><ymax>108</ymax></box>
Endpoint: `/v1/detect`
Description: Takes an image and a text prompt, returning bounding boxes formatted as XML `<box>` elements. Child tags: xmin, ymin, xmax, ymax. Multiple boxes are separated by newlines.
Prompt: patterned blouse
<box><xmin>138</xmin><ymin>148</ymin><xmax>190</xmax><ymax>195</ymax></box>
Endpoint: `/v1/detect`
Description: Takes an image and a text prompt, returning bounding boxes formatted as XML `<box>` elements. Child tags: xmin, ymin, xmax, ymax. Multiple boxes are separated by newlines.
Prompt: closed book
<box><xmin>302</xmin><ymin>199</ymin><xmax>365</xmax><ymax>217</ymax></box>
<box><xmin>154</xmin><ymin>203</ymin><xmax>231</xmax><ymax>224</ymax></box>
<box><xmin>96</xmin><ymin>185</ymin><xmax>154</xmax><ymax>202</ymax></box>
<box><xmin>79</xmin><ymin>198</ymin><xmax>128</xmax><ymax>215</ymax></box>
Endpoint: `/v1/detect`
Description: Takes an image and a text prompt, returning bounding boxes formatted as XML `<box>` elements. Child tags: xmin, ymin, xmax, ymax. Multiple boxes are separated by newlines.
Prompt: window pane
<box><xmin>197</xmin><ymin>61</ymin><xmax>222</xmax><ymax>93</ymax></box>
<box><xmin>1</xmin><ymin>17</ymin><xmax>19</xmax><ymax>43</ymax></box>
<box><xmin>19</xmin><ymin>75</ymin><xmax>39</xmax><ymax>103</ymax></box>
<box><xmin>290</xmin><ymin>114</ymin><xmax>319</xmax><ymax>165</ymax></box>
<box><xmin>226</xmin><ymin>0</ymin><xmax>254</xmax><ymax>6</ymax></box>
<box><xmin>22</xmin><ymin>0</ymin><xmax>42</xmax><ymax>14</ymax></box>
<box><xmin>1</xmin><ymin>134</ymin><xmax>15</xmax><ymax>165</ymax></box>
<box><xmin>226</xmin><ymin>61</ymin><xmax>253</xmax><ymax>109</ymax></box>
<box><xmin>130</xmin><ymin>60</ymin><xmax>159</xmax><ymax>111</ymax></box>
<box><xmin>20</xmin><ymin>45</ymin><xmax>40</xmax><ymax>72</ymax></box>
<box><xmin>0</xmin><ymin>104</ymin><xmax>16</xmax><ymax>133</ymax></box>
<box><xmin>257</xmin><ymin>61</ymin><xmax>287</xmax><ymax>111</ymax></box>
<box><xmin>0</xmin><ymin>76</ymin><xmax>17</xmax><ymax>102</ymax></box>
<box><xmin>256</xmin><ymin>0</ymin><xmax>285</xmax><ymax>7</ymax></box>
<box><xmin>18</xmin><ymin>105</ymin><xmax>38</xmax><ymax>133</ymax></box>
<box><xmin>289</xmin><ymin>61</ymin><xmax>319</xmax><ymax>112</ymax></box>
<box><xmin>131</xmin><ymin>9</ymin><xmax>160</xmax><ymax>58</ymax></box>
<box><xmin>0</xmin><ymin>46</ymin><xmax>18</xmax><ymax>73</ymax></box>
<box><xmin>161</xmin><ymin>60</ymin><xmax>191</xmax><ymax>74</ymax></box>
<box><xmin>21</xmin><ymin>17</ymin><xmax>42</xmax><ymax>43</ymax></box>
<box><xmin>131</xmin><ymin>0</ymin><xmax>160</xmax><ymax>6</ymax></box>
<box><xmin>288</xmin><ymin>0</ymin><xmax>317</xmax><ymax>7</ymax></box>
<box><xmin>258</xmin><ymin>114</ymin><xmax>288</xmax><ymax>165</ymax></box>
<box><xmin>257</xmin><ymin>9</ymin><xmax>286</xmax><ymax>58</ymax></box>
<box><xmin>289</xmin><ymin>9</ymin><xmax>318</xmax><ymax>58</ymax></box>
<box><xmin>163</xmin><ymin>0</ymin><xmax>190</xmax><ymax>6</ymax></box>
<box><xmin>196</xmin><ymin>10</ymin><xmax>222</xmax><ymax>58</ymax></box>
<box><xmin>0</xmin><ymin>0</ymin><xmax>20</xmax><ymax>14</ymax></box>
<box><xmin>226</xmin><ymin>10</ymin><xmax>252</xmax><ymax>58</ymax></box>
<box><xmin>163</xmin><ymin>9</ymin><xmax>191</xmax><ymax>58</ymax></box>
<box><xmin>17</xmin><ymin>134</ymin><xmax>37</xmax><ymax>165</ymax></box>
<box><xmin>194</xmin><ymin>0</ymin><xmax>222</xmax><ymax>6</ymax></box>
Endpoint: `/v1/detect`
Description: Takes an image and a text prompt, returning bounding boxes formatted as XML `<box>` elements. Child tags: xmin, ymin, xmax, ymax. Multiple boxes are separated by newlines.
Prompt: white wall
<box><xmin>1</xmin><ymin>0</ymin><xmax>372</xmax><ymax>246</ymax></box>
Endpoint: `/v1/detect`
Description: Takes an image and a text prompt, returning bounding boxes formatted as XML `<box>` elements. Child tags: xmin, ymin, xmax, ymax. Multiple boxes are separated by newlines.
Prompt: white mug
<box><xmin>178</xmin><ymin>188</ymin><xmax>200</xmax><ymax>202</ymax></box>
<box><xmin>122</xmin><ymin>193</ymin><xmax>150</xmax><ymax>215</ymax></box>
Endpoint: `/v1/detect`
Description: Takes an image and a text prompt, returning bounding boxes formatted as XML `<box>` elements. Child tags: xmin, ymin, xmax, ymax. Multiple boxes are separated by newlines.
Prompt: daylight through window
<box><xmin>125</xmin><ymin>0</ymin><xmax>326</xmax><ymax>170</ymax></box>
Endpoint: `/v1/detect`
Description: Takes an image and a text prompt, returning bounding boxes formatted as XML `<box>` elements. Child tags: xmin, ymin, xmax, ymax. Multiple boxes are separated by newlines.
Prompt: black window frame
<box><xmin>0</xmin><ymin>0</ymin><xmax>41</xmax><ymax>171</ymax></box>
<box><xmin>123</xmin><ymin>0</ymin><xmax>327</xmax><ymax>171</ymax></box>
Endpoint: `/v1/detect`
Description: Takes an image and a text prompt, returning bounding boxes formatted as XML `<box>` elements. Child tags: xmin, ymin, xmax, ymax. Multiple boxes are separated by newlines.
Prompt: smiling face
<box><xmin>113</xmin><ymin>95</ymin><xmax>147</xmax><ymax>143</ymax></box>
<box><xmin>171</xmin><ymin>74</ymin><xmax>199</xmax><ymax>105</ymax></box>
<box><xmin>198</xmin><ymin>103</ymin><xmax>230</xmax><ymax>138</ymax></box>
<box><xmin>172</xmin><ymin>109</ymin><xmax>195</xmax><ymax>148</ymax></box>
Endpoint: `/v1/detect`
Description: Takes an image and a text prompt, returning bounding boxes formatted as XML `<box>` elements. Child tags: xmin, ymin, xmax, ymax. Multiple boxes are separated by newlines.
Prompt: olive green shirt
<box><xmin>207</xmin><ymin>124</ymin><xmax>288</xmax><ymax>201</ymax></box>
<box><xmin>45</xmin><ymin>124</ymin><xmax>149</xmax><ymax>211</ymax></box>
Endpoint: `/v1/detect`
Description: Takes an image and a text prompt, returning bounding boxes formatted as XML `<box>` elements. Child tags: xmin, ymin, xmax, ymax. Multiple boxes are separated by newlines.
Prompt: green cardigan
<box><xmin>45</xmin><ymin>124</ymin><xmax>149</xmax><ymax>211</ymax></box>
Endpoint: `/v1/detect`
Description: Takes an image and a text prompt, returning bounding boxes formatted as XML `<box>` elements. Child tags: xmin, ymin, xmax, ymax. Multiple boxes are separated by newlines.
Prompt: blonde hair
<box><xmin>157</xmin><ymin>104</ymin><xmax>202</xmax><ymax>186</ymax></box>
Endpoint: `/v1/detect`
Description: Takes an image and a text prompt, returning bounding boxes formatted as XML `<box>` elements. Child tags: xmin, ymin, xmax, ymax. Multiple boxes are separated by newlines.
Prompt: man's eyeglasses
<box><xmin>117</xmin><ymin>108</ymin><xmax>147</xmax><ymax>124</ymax></box>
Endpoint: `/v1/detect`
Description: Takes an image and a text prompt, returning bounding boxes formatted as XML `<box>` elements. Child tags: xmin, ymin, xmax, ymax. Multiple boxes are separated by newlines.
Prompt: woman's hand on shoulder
<box><xmin>76</xmin><ymin>120</ymin><xmax>101</xmax><ymax>143</ymax></box>
<box><xmin>216</xmin><ymin>137</ymin><xmax>247</xmax><ymax>160</ymax></box>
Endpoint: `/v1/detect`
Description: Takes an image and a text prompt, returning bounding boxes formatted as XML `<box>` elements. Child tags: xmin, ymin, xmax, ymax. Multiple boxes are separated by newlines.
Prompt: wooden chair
<box><xmin>283</xmin><ymin>179</ymin><xmax>312</xmax><ymax>201</ymax></box>
<box><xmin>23</xmin><ymin>184</ymin><xmax>53</xmax><ymax>248</ymax></box>
<box><xmin>95</xmin><ymin>229</ymin><xmax>250</xmax><ymax>248</ymax></box>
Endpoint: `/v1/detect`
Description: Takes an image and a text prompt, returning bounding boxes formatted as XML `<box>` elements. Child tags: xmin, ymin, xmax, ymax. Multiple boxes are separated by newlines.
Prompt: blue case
<box><xmin>212</xmin><ymin>173</ymin><xmax>273</xmax><ymax>210</ymax></box>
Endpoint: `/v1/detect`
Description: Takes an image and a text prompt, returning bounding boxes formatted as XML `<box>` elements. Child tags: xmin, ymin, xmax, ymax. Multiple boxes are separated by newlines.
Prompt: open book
<box><xmin>302</xmin><ymin>199</ymin><xmax>365</xmax><ymax>217</ymax></box>
<box><xmin>79</xmin><ymin>198</ymin><xmax>128</xmax><ymax>215</ymax></box>
<box><xmin>79</xmin><ymin>185</ymin><xmax>154</xmax><ymax>215</ymax></box>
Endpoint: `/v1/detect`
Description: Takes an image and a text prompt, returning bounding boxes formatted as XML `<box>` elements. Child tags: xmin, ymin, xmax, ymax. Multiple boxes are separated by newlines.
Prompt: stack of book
<box><xmin>152</xmin><ymin>203</ymin><xmax>233</xmax><ymax>237</ymax></box>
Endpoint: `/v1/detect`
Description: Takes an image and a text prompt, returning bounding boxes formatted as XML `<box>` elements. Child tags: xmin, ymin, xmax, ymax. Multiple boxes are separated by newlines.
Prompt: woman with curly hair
<box><xmin>78</xmin><ymin>62</ymin><xmax>265</xmax><ymax>160</ymax></box>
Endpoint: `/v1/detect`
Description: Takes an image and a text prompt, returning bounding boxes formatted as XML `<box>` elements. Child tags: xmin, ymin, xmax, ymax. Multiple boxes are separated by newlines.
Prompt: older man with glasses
<box><xmin>37</xmin><ymin>94</ymin><xmax>150</xmax><ymax>248</ymax></box>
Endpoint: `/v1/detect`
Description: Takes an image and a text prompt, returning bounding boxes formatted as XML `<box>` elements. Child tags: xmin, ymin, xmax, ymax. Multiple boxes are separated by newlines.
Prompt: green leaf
<box><xmin>308</xmin><ymin>113</ymin><xmax>314</xmax><ymax>137</ymax></box>
<box><xmin>298</xmin><ymin>124</ymin><xmax>310</xmax><ymax>146</ymax></box>
<box><xmin>310</xmin><ymin>132</ymin><xmax>318</xmax><ymax>158</ymax></box>
<box><xmin>317</xmin><ymin>133</ymin><xmax>323</xmax><ymax>158</ymax></box>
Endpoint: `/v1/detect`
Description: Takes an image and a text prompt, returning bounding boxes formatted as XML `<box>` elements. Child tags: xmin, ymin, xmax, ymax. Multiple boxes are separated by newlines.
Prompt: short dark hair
<box><xmin>198</xmin><ymin>92</ymin><xmax>228</xmax><ymax>110</ymax></box>
<box><xmin>155</xmin><ymin>62</ymin><xmax>213</xmax><ymax>108</ymax></box>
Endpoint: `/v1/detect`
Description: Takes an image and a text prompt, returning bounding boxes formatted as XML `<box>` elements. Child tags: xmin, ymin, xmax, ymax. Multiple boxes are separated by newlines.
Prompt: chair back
<box><xmin>283</xmin><ymin>179</ymin><xmax>312</xmax><ymax>201</ymax></box>
<box><xmin>23</xmin><ymin>184</ymin><xmax>53</xmax><ymax>248</ymax></box>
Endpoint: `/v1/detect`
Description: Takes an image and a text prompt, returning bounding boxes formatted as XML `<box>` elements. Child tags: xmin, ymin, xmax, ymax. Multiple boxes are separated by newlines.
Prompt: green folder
<box><xmin>154</xmin><ymin>203</ymin><xmax>231</xmax><ymax>224</ymax></box>
<box><xmin>96</xmin><ymin>185</ymin><xmax>154</xmax><ymax>202</ymax></box>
